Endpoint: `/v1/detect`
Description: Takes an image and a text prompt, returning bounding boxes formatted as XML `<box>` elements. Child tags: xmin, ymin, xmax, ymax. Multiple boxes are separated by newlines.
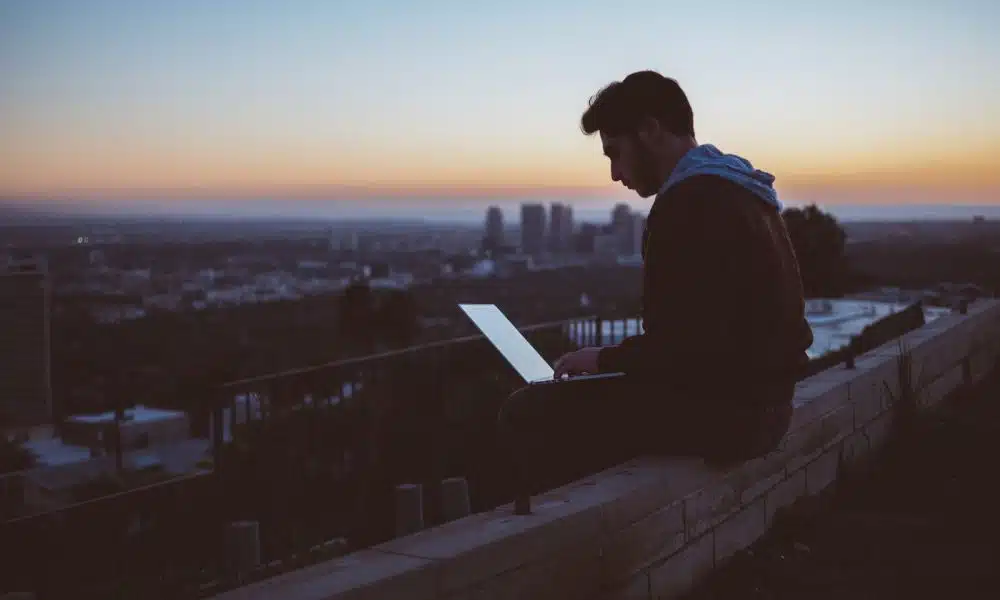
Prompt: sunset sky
<box><xmin>1</xmin><ymin>0</ymin><xmax>998</xmax><ymax>218</ymax></box>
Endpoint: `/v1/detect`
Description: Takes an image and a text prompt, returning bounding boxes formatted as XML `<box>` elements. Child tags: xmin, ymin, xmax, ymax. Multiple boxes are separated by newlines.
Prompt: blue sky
<box><xmin>1</xmin><ymin>0</ymin><xmax>998</xmax><ymax>218</ymax></box>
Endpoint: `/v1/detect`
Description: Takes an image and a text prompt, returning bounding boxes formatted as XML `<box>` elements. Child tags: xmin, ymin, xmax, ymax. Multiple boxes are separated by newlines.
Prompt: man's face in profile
<box><xmin>600</xmin><ymin>131</ymin><xmax>660</xmax><ymax>198</ymax></box>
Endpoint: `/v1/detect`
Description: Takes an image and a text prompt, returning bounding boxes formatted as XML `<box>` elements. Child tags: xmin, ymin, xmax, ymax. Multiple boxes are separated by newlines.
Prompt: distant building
<box><xmin>59</xmin><ymin>405</ymin><xmax>191</xmax><ymax>454</ymax></box>
<box><xmin>0</xmin><ymin>256</ymin><xmax>52</xmax><ymax>428</ymax></box>
<box><xmin>549</xmin><ymin>203</ymin><xmax>574</xmax><ymax>253</ymax></box>
<box><xmin>611</xmin><ymin>203</ymin><xmax>634</xmax><ymax>255</ymax></box>
<box><xmin>520</xmin><ymin>203</ymin><xmax>547</xmax><ymax>256</ymax></box>
<box><xmin>483</xmin><ymin>206</ymin><xmax>505</xmax><ymax>251</ymax></box>
<box><xmin>593</xmin><ymin>233</ymin><xmax>621</xmax><ymax>263</ymax></box>
<box><xmin>574</xmin><ymin>223</ymin><xmax>600</xmax><ymax>254</ymax></box>
<box><xmin>334</xmin><ymin>232</ymin><xmax>360</xmax><ymax>253</ymax></box>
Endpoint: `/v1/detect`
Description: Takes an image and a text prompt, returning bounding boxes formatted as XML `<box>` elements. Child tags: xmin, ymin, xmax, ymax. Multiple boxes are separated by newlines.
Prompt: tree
<box><xmin>782</xmin><ymin>204</ymin><xmax>849</xmax><ymax>298</ymax></box>
<box><xmin>376</xmin><ymin>289</ymin><xmax>420</xmax><ymax>347</ymax></box>
<box><xmin>0</xmin><ymin>436</ymin><xmax>35</xmax><ymax>475</ymax></box>
<box><xmin>339</xmin><ymin>280</ymin><xmax>376</xmax><ymax>352</ymax></box>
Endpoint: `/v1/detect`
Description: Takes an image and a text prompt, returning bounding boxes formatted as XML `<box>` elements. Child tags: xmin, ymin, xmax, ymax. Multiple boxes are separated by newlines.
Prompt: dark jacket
<box><xmin>597</xmin><ymin>173</ymin><xmax>814</xmax><ymax>401</ymax></box>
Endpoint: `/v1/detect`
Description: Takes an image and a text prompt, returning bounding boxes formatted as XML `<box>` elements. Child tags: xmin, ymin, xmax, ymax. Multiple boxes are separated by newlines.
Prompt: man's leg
<box><xmin>638</xmin><ymin>380</ymin><xmax>796</xmax><ymax>465</ymax></box>
<box><xmin>497</xmin><ymin>374</ymin><xmax>647</xmax><ymax>500</ymax></box>
<box><xmin>496</xmin><ymin>376</ymin><xmax>796</xmax><ymax>502</ymax></box>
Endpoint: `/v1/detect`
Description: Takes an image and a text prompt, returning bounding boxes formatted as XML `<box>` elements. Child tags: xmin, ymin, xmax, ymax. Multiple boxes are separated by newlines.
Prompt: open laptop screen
<box><xmin>459</xmin><ymin>304</ymin><xmax>555</xmax><ymax>383</ymax></box>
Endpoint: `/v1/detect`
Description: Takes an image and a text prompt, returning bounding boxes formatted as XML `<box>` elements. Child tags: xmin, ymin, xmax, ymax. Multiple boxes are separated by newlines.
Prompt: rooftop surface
<box><xmin>804</xmin><ymin>299</ymin><xmax>949</xmax><ymax>357</ymax></box>
<box><xmin>682</xmin><ymin>364</ymin><xmax>1000</xmax><ymax>599</ymax></box>
<box><xmin>586</xmin><ymin>299</ymin><xmax>951</xmax><ymax>358</ymax></box>
<box><xmin>65</xmin><ymin>404</ymin><xmax>186</xmax><ymax>425</ymax></box>
<box><xmin>18</xmin><ymin>405</ymin><xmax>191</xmax><ymax>467</ymax></box>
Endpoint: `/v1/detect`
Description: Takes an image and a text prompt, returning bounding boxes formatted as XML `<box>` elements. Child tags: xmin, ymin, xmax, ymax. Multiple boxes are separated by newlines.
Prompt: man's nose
<box><xmin>610</xmin><ymin>165</ymin><xmax>621</xmax><ymax>182</ymax></box>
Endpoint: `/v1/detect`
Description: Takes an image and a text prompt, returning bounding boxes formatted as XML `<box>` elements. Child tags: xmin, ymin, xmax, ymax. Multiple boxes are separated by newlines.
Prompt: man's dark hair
<box><xmin>580</xmin><ymin>70</ymin><xmax>695</xmax><ymax>138</ymax></box>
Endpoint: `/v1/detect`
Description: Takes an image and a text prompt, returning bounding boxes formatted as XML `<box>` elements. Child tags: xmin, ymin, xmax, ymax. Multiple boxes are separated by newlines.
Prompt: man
<box><xmin>503</xmin><ymin>71</ymin><xmax>813</xmax><ymax>472</ymax></box>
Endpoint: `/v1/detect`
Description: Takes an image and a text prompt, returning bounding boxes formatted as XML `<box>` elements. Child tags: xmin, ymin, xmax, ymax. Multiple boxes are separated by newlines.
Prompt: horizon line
<box><xmin>4</xmin><ymin>200</ymin><xmax>1000</xmax><ymax>225</ymax></box>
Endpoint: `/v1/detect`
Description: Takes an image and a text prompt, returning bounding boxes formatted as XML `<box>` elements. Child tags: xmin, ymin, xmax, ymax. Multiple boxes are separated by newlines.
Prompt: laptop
<box><xmin>459</xmin><ymin>303</ymin><xmax>622</xmax><ymax>386</ymax></box>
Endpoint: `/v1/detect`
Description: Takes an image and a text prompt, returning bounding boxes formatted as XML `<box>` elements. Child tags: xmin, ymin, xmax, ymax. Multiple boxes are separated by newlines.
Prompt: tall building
<box><xmin>548</xmin><ymin>203</ymin><xmax>574</xmax><ymax>253</ymax></box>
<box><xmin>574</xmin><ymin>223</ymin><xmax>599</xmax><ymax>254</ymax></box>
<box><xmin>0</xmin><ymin>256</ymin><xmax>52</xmax><ymax>428</ymax></box>
<box><xmin>520</xmin><ymin>203</ymin><xmax>547</xmax><ymax>256</ymax></box>
<box><xmin>611</xmin><ymin>203</ymin><xmax>634</xmax><ymax>256</ymax></box>
<box><xmin>483</xmin><ymin>206</ymin><xmax>505</xmax><ymax>250</ymax></box>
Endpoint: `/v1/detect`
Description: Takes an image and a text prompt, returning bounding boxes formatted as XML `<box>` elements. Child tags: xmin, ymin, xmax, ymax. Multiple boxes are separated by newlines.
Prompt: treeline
<box><xmin>846</xmin><ymin>240</ymin><xmax>1000</xmax><ymax>294</ymax></box>
<box><xmin>48</xmin><ymin>266</ymin><xmax>642</xmax><ymax>417</ymax></box>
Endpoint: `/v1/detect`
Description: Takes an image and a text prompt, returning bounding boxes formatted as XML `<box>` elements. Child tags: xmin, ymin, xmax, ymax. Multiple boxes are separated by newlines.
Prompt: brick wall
<box><xmin>210</xmin><ymin>299</ymin><xmax>1000</xmax><ymax>600</ymax></box>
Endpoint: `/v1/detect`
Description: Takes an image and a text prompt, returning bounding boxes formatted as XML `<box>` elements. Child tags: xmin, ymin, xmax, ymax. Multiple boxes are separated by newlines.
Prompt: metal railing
<box><xmin>1</xmin><ymin>471</ymin><xmax>219</xmax><ymax>598</ymax></box>
<box><xmin>1</xmin><ymin>314</ymin><xmax>632</xmax><ymax>598</ymax></box>
<box><xmin>500</xmin><ymin>301</ymin><xmax>938</xmax><ymax>515</ymax></box>
<box><xmin>0</xmin><ymin>302</ymin><xmax>941</xmax><ymax>597</ymax></box>
<box><xmin>204</xmin><ymin>315</ymin><xmax>629</xmax><ymax>560</ymax></box>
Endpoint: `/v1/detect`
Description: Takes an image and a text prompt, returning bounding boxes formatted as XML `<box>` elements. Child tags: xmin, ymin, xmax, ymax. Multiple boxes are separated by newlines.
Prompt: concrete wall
<box><xmin>212</xmin><ymin>300</ymin><xmax>1000</xmax><ymax>600</ymax></box>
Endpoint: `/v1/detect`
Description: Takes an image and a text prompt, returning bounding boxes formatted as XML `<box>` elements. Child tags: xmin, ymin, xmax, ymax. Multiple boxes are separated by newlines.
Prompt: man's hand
<box><xmin>553</xmin><ymin>347</ymin><xmax>603</xmax><ymax>379</ymax></box>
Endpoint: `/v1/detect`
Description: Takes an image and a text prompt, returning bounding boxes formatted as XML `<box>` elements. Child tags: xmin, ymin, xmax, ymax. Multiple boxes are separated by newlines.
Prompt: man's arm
<box><xmin>596</xmin><ymin>176</ymin><xmax>760</xmax><ymax>377</ymax></box>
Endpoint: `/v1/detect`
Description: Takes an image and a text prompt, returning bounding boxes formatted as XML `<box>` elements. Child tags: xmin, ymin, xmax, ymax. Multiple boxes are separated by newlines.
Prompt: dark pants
<box><xmin>497</xmin><ymin>373</ymin><xmax>794</xmax><ymax>497</ymax></box>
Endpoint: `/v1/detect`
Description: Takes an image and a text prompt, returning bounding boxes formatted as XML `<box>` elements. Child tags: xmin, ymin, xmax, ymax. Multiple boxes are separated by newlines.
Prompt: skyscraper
<box><xmin>520</xmin><ymin>203</ymin><xmax>547</xmax><ymax>256</ymax></box>
<box><xmin>483</xmin><ymin>206</ymin><xmax>505</xmax><ymax>250</ymax></box>
<box><xmin>611</xmin><ymin>203</ymin><xmax>634</xmax><ymax>256</ymax></box>
<box><xmin>549</xmin><ymin>203</ymin><xmax>574</xmax><ymax>253</ymax></box>
<box><xmin>0</xmin><ymin>256</ymin><xmax>52</xmax><ymax>428</ymax></box>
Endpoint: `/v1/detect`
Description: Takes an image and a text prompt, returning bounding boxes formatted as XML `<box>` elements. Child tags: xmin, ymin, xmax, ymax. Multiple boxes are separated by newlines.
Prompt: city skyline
<box><xmin>2</xmin><ymin>0</ymin><xmax>999</xmax><ymax>215</ymax></box>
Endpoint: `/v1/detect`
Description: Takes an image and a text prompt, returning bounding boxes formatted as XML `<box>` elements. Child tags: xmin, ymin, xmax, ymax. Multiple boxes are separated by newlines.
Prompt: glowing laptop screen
<box><xmin>458</xmin><ymin>304</ymin><xmax>555</xmax><ymax>383</ymax></box>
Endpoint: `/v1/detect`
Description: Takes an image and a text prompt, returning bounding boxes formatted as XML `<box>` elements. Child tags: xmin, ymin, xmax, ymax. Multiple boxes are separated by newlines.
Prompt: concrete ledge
<box><xmin>212</xmin><ymin>299</ymin><xmax>1000</xmax><ymax>600</ymax></box>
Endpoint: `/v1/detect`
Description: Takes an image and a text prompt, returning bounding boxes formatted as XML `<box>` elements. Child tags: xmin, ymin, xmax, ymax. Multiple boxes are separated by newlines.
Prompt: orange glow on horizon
<box><xmin>5</xmin><ymin>0</ymin><xmax>998</xmax><ymax>212</ymax></box>
<box><xmin>2</xmin><ymin>132</ymin><xmax>998</xmax><ymax>205</ymax></box>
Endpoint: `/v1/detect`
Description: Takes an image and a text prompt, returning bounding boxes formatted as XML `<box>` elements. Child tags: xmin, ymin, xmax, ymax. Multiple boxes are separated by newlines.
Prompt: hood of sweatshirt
<box><xmin>659</xmin><ymin>144</ymin><xmax>781</xmax><ymax>210</ymax></box>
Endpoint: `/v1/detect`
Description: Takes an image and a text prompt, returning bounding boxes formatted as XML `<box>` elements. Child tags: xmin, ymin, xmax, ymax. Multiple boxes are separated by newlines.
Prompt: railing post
<box><xmin>514</xmin><ymin>493</ymin><xmax>532</xmax><ymax>515</ymax></box>
<box><xmin>845</xmin><ymin>335</ymin><xmax>858</xmax><ymax>369</ymax></box>
<box><xmin>211</xmin><ymin>390</ymin><xmax>225</xmax><ymax>469</ymax></box>
<box><xmin>394</xmin><ymin>484</ymin><xmax>424</xmax><ymax>537</ymax></box>
<box><xmin>510</xmin><ymin>427</ymin><xmax>532</xmax><ymax>515</ymax></box>
<box><xmin>224</xmin><ymin>520</ymin><xmax>261</xmax><ymax>578</ymax></box>
<box><xmin>440</xmin><ymin>477</ymin><xmax>471</xmax><ymax>522</ymax></box>
<box><xmin>498</xmin><ymin>387</ymin><xmax>534</xmax><ymax>516</ymax></box>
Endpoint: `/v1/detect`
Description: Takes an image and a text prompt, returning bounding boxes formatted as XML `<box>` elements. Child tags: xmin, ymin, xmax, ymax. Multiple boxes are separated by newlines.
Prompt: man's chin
<box><xmin>634</xmin><ymin>187</ymin><xmax>657</xmax><ymax>199</ymax></box>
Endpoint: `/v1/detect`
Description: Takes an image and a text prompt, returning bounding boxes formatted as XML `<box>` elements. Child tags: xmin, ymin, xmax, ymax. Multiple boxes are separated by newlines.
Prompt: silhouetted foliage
<box><xmin>375</xmin><ymin>289</ymin><xmax>419</xmax><ymax>346</ymax></box>
<box><xmin>338</xmin><ymin>280</ymin><xmax>375</xmax><ymax>348</ymax></box>
<box><xmin>337</xmin><ymin>282</ymin><xmax>421</xmax><ymax>351</ymax></box>
<box><xmin>845</xmin><ymin>239</ymin><xmax>1000</xmax><ymax>295</ymax></box>
<box><xmin>782</xmin><ymin>204</ymin><xmax>849</xmax><ymax>297</ymax></box>
<box><xmin>0</xmin><ymin>437</ymin><xmax>35</xmax><ymax>475</ymax></box>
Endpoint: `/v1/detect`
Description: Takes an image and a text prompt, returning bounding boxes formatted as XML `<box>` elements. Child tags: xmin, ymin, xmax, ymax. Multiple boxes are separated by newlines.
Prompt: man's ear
<box><xmin>635</xmin><ymin>116</ymin><xmax>662</xmax><ymax>146</ymax></box>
